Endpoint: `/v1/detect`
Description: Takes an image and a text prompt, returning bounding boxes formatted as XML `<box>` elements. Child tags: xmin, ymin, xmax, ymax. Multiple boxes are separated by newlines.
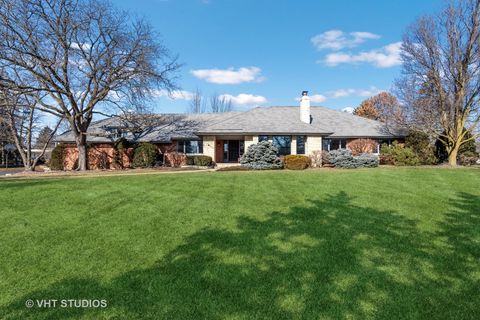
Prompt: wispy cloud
<box><xmin>293</xmin><ymin>88</ymin><xmax>381</xmax><ymax>104</ymax></box>
<box><xmin>153</xmin><ymin>89</ymin><xmax>194</xmax><ymax>100</ymax></box>
<box><xmin>191</xmin><ymin>67</ymin><xmax>264</xmax><ymax>84</ymax></box>
<box><xmin>311</xmin><ymin>30</ymin><xmax>380</xmax><ymax>51</ymax></box>
<box><xmin>328</xmin><ymin>87</ymin><xmax>383</xmax><ymax>98</ymax></box>
<box><xmin>322</xmin><ymin>42</ymin><xmax>402</xmax><ymax>68</ymax></box>
<box><xmin>219</xmin><ymin>93</ymin><xmax>267</xmax><ymax>106</ymax></box>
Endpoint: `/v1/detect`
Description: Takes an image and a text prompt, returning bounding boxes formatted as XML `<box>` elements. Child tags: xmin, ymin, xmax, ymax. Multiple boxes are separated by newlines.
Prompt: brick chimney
<box><xmin>300</xmin><ymin>90</ymin><xmax>311</xmax><ymax>124</ymax></box>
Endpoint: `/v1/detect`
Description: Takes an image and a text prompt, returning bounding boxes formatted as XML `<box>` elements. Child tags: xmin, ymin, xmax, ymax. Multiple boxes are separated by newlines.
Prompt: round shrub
<box><xmin>381</xmin><ymin>142</ymin><xmax>420</xmax><ymax>166</ymax></box>
<box><xmin>132</xmin><ymin>142</ymin><xmax>157</xmax><ymax>168</ymax></box>
<box><xmin>48</xmin><ymin>143</ymin><xmax>65</xmax><ymax>170</ymax></box>
<box><xmin>458</xmin><ymin>151</ymin><xmax>479</xmax><ymax>166</ymax></box>
<box><xmin>283</xmin><ymin>155</ymin><xmax>310</xmax><ymax>170</ymax></box>
<box><xmin>355</xmin><ymin>153</ymin><xmax>379</xmax><ymax>167</ymax></box>
<box><xmin>329</xmin><ymin>149</ymin><xmax>354</xmax><ymax>167</ymax></box>
<box><xmin>240</xmin><ymin>141</ymin><xmax>282</xmax><ymax>170</ymax></box>
<box><xmin>328</xmin><ymin>149</ymin><xmax>379</xmax><ymax>168</ymax></box>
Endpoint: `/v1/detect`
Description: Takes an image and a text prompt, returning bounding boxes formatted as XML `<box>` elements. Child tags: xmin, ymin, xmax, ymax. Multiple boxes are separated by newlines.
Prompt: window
<box><xmin>259</xmin><ymin>135</ymin><xmax>268</xmax><ymax>142</ymax></box>
<box><xmin>272</xmin><ymin>135</ymin><xmax>292</xmax><ymax>155</ymax></box>
<box><xmin>177</xmin><ymin>140</ymin><xmax>203</xmax><ymax>154</ymax></box>
<box><xmin>297</xmin><ymin>135</ymin><xmax>306</xmax><ymax>154</ymax></box>
<box><xmin>322</xmin><ymin>139</ymin><xmax>330</xmax><ymax>151</ymax></box>
<box><xmin>322</xmin><ymin>138</ymin><xmax>347</xmax><ymax>151</ymax></box>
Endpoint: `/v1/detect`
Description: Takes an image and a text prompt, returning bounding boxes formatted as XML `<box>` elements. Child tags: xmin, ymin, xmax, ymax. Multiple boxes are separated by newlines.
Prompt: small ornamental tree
<box><xmin>48</xmin><ymin>144</ymin><xmax>65</xmax><ymax>170</ymax></box>
<box><xmin>240</xmin><ymin>141</ymin><xmax>282</xmax><ymax>170</ymax></box>
<box><xmin>133</xmin><ymin>143</ymin><xmax>157</xmax><ymax>168</ymax></box>
<box><xmin>348</xmin><ymin>139</ymin><xmax>378</xmax><ymax>156</ymax></box>
<box><xmin>113</xmin><ymin>138</ymin><xmax>132</xmax><ymax>169</ymax></box>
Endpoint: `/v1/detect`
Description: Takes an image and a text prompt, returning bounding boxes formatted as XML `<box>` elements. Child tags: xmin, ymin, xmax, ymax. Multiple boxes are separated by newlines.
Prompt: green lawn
<box><xmin>0</xmin><ymin>168</ymin><xmax>479</xmax><ymax>319</ymax></box>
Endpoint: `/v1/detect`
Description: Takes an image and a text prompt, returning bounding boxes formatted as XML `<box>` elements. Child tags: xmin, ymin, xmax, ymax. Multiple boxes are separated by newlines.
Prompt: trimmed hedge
<box><xmin>132</xmin><ymin>142</ymin><xmax>157</xmax><ymax>168</ymax></box>
<box><xmin>283</xmin><ymin>155</ymin><xmax>310</xmax><ymax>170</ymax></box>
<box><xmin>216</xmin><ymin>165</ymin><xmax>249</xmax><ymax>172</ymax></box>
<box><xmin>48</xmin><ymin>144</ymin><xmax>65</xmax><ymax>170</ymax></box>
<box><xmin>240</xmin><ymin>141</ymin><xmax>282</xmax><ymax>170</ymax></box>
<box><xmin>328</xmin><ymin>149</ymin><xmax>379</xmax><ymax>168</ymax></box>
<box><xmin>187</xmin><ymin>155</ymin><xmax>213</xmax><ymax>166</ymax></box>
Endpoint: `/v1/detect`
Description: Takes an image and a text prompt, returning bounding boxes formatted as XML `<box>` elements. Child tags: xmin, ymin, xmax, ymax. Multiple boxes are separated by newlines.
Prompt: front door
<box><xmin>223</xmin><ymin>140</ymin><xmax>243</xmax><ymax>162</ymax></box>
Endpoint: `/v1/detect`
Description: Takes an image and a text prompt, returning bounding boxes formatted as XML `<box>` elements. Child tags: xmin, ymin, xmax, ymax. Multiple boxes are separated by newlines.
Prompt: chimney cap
<box><xmin>302</xmin><ymin>90</ymin><xmax>308</xmax><ymax>96</ymax></box>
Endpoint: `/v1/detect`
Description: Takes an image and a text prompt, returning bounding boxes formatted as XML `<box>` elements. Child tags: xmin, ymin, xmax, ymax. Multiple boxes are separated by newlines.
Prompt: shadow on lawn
<box><xmin>2</xmin><ymin>192</ymin><xmax>479</xmax><ymax>319</ymax></box>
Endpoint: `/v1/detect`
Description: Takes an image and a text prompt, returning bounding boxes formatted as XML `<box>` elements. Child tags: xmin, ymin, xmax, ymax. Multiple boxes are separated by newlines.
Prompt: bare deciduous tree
<box><xmin>397</xmin><ymin>0</ymin><xmax>480</xmax><ymax>165</ymax></box>
<box><xmin>188</xmin><ymin>88</ymin><xmax>206</xmax><ymax>113</ymax></box>
<box><xmin>210</xmin><ymin>93</ymin><xmax>232</xmax><ymax>113</ymax></box>
<box><xmin>0</xmin><ymin>91</ymin><xmax>62</xmax><ymax>171</ymax></box>
<box><xmin>0</xmin><ymin>0</ymin><xmax>180</xmax><ymax>170</ymax></box>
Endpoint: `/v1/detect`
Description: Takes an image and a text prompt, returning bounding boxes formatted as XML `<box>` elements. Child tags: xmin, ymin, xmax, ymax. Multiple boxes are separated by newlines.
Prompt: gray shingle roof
<box><xmin>198</xmin><ymin>106</ymin><xmax>404</xmax><ymax>138</ymax></box>
<box><xmin>55</xmin><ymin>112</ymin><xmax>239</xmax><ymax>143</ymax></box>
<box><xmin>55</xmin><ymin>106</ymin><xmax>405</xmax><ymax>143</ymax></box>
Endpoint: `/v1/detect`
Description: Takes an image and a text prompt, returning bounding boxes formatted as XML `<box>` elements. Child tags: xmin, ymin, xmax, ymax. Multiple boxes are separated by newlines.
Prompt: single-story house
<box><xmin>55</xmin><ymin>91</ymin><xmax>405</xmax><ymax>169</ymax></box>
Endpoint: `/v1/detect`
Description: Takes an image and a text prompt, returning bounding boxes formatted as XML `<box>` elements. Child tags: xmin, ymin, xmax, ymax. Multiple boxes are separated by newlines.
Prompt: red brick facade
<box><xmin>62</xmin><ymin>142</ymin><xmax>186</xmax><ymax>170</ymax></box>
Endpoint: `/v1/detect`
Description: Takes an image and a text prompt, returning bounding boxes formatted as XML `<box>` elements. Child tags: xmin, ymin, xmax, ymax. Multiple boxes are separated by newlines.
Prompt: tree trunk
<box><xmin>76</xmin><ymin>134</ymin><xmax>88</xmax><ymax>171</ymax></box>
<box><xmin>447</xmin><ymin>146</ymin><xmax>459</xmax><ymax>166</ymax></box>
<box><xmin>23</xmin><ymin>165</ymin><xmax>35</xmax><ymax>172</ymax></box>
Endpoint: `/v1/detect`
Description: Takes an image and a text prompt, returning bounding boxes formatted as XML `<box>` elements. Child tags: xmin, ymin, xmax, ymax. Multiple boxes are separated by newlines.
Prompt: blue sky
<box><xmin>112</xmin><ymin>0</ymin><xmax>442</xmax><ymax>113</ymax></box>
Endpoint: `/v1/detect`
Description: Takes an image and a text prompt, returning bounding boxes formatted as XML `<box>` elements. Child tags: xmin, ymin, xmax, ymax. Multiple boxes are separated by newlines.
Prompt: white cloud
<box><xmin>329</xmin><ymin>87</ymin><xmax>383</xmax><ymax>98</ymax></box>
<box><xmin>323</xmin><ymin>42</ymin><xmax>402</xmax><ymax>68</ymax></box>
<box><xmin>219</xmin><ymin>93</ymin><xmax>267</xmax><ymax>106</ymax></box>
<box><xmin>153</xmin><ymin>89</ymin><xmax>194</xmax><ymax>100</ymax></box>
<box><xmin>309</xmin><ymin>94</ymin><xmax>327</xmax><ymax>103</ymax></box>
<box><xmin>342</xmin><ymin>107</ymin><xmax>355</xmax><ymax>114</ymax></box>
<box><xmin>190</xmin><ymin>67</ymin><xmax>264</xmax><ymax>84</ymax></box>
<box><xmin>311</xmin><ymin>30</ymin><xmax>380</xmax><ymax>51</ymax></box>
<box><xmin>295</xmin><ymin>94</ymin><xmax>327</xmax><ymax>103</ymax></box>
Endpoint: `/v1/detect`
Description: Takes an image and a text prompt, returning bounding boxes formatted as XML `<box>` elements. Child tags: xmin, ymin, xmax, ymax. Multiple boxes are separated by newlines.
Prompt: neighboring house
<box><xmin>55</xmin><ymin>91</ymin><xmax>405</xmax><ymax>169</ymax></box>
